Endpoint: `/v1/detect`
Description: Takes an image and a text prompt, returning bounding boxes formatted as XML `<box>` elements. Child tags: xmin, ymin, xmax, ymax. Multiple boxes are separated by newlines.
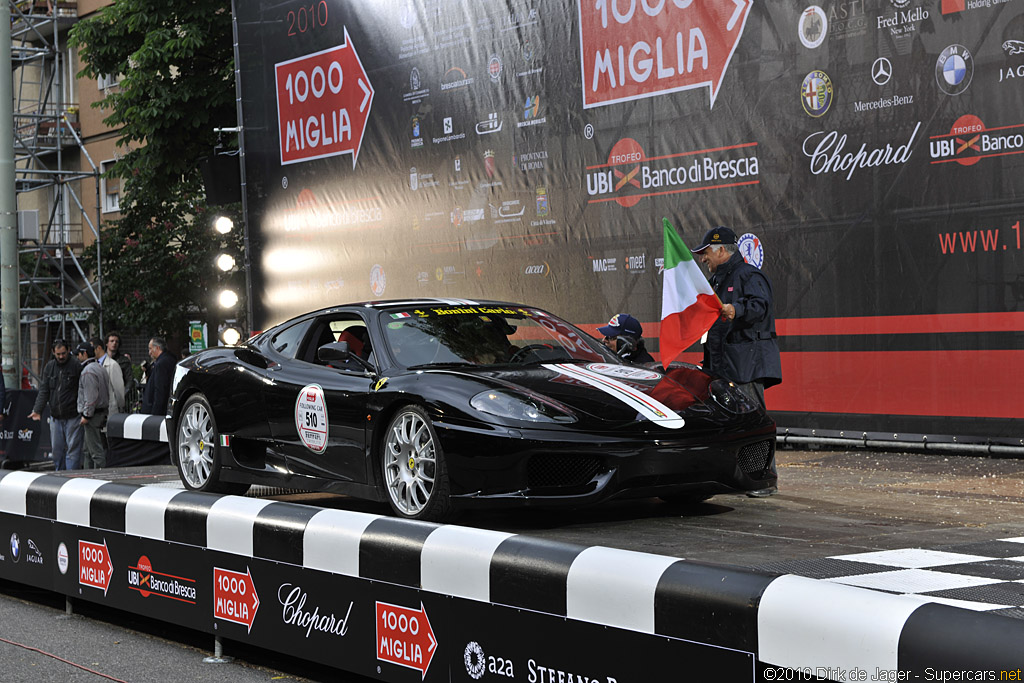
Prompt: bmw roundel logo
<box><xmin>801</xmin><ymin>70</ymin><xmax>833</xmax><ymax>117</ymax></box>
<box><xmin>10</xmin><ymin>532</ymin><xmax>20</xmax><ymax>563</ymax></box>
<box><xmin>936</xmin><ymin>45</ymin><xmax>973</xmax><ymax>95</ymax></box>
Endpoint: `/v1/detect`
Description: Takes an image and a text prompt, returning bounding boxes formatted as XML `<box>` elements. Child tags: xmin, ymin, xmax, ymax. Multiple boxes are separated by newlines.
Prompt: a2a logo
<box><xmin>463</xmin><ymin>642</ymin><xmax>514</xmax><ymax>680</ymax></box>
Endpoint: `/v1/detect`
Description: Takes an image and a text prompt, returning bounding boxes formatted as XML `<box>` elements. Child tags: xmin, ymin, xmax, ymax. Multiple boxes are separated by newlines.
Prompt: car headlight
<box><xmin>470</xmin><ymin>390</ymin><xmax>576</xmax><ymax>424</ymax></box>
<box><xmin>709</xmin><ymin>379</ymin><xmax>758</xmax><ymax>414</ymax></box>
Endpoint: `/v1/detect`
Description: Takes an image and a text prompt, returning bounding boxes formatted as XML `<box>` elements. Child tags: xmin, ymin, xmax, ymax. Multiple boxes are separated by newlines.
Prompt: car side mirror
<box><xmin>318</xmin><ymin>341</ymin><xmax>375</xmax><ymax>373</ymax></box>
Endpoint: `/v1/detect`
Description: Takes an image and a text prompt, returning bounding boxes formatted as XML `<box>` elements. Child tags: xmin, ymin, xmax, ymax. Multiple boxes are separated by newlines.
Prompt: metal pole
<box><xmin>1</xmin><ymin>1</ymin><xmax>22</xmax><ymax>390</ymax></box>
<box><xmin>231</xmin><ymin>0</ymin><xmax>254</xmax><ymax>335</ymax></box>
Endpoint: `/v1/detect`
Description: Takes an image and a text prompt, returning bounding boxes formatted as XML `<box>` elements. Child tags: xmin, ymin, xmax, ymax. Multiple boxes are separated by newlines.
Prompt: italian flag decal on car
<box><xmin>543</xmin><ymin>363</ymin><xmax>685</xmax><ymax>429</ymax></box>
<box><xmin>219</xmin><ymin>435</ymin><xmax>231</xmax><ymax>447</ymax></box>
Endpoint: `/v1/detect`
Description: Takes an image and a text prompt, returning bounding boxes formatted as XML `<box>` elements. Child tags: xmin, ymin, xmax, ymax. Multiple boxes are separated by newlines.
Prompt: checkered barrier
<box><xmin>106</xmin><ymin>413</ymin><xmax>169</xmax><ymax>443</ymax></box>
<box><xmin>0</xmin><ymin>471</ymin><xmax>1020</xmax><ymax>681</ymax></box>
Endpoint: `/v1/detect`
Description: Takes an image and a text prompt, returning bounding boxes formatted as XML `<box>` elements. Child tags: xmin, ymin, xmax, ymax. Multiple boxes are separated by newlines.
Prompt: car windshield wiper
<box><xmin>405</xmin><ymin>361</ymin><xmax>480</xmax><ymax>370</ymax></box>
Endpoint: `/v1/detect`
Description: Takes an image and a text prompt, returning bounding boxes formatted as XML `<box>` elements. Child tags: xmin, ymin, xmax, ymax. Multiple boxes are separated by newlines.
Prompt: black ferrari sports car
<box><xmin>169</xmin><ymin>298</ymin><xmax>777</xmax><ymax>521</ymax></box>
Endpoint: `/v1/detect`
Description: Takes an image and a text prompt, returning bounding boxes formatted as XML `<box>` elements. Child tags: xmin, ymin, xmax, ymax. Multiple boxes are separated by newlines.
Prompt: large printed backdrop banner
<box><xmin>233</xmin><ymin>0</ymin><xmax>1024</xmax><ymax>443</ymax></box>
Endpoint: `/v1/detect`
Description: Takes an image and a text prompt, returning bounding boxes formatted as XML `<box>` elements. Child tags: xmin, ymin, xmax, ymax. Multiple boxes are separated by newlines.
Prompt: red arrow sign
<box><xmin>275</xmin><ymin>27</ymin><xmax>374</xmax><ymax>168</ymax></box>
<box><xmin>79</xmin><ymin>539</ymin><xmax>113</xmax><ymax>595</ymax></box>
<box><xmin>376</xmin><ymin>601</ymin><xmax>437</xmax><ymax>679</ymax></box>
<box><xmin>214</xmin><ymin>567</ymin><xmax>260</xmax><ymax>633</ymax></box>
<box><xmin>578</xmin><ymin>0</ymin><xmax>751</xmax><ymax>109</ymax></box>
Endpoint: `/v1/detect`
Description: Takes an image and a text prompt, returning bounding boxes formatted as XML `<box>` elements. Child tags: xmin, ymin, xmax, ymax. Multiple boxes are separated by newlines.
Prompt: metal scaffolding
<box><xmin>9</xmin><ymin>0</ymin><xmax>102</xmax><ymax>382</ymax></box>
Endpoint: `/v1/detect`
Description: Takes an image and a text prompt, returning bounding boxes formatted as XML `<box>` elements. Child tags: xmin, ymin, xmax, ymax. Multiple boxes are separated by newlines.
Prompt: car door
<box><xmin>264</xmin><ymin>313</ymin><xmax>373</xmax><ymax>484</ymax></box>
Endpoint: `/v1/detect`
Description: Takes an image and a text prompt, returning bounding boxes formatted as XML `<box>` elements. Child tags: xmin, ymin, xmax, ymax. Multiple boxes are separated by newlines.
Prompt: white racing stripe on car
<box><xmin>438</xmin><ymin>298</ymin><xmax>479</xmax><ymax>306</ymax></box>
<box><xmin>543</xmin><ymin>364</ymin><xmax>685</xmax><ymax>429</ymax></box>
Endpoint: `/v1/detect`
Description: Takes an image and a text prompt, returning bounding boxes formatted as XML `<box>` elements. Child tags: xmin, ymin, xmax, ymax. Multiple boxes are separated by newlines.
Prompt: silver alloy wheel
<box><xmin>178</xmin><ymin>399</ymin><xmax>215</xmax><ymax>488</ymax></box>
<box><xmin>383</xmin><ymin>411</ymin><xmax>437</xmax><ymax>516</ymax></box>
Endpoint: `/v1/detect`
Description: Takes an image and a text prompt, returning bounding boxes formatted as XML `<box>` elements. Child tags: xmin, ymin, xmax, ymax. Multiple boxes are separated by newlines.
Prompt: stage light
<box><xmin>216</xmin><ymin>253</ymin><xmax>236</xmax><ymax>271</ymax></box>
<box><xmin>218</xmin><ymin>289</ymin><xmax>239</xmax><ymax>308</ymax></box>
<box><xmin>214</xmin><ymin>216</ymin><xmax>234</xmax><ymax>234</ymax></box>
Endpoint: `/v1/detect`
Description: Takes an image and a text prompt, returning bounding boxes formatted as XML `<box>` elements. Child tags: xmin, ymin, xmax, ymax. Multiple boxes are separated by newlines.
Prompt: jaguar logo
<box><xmin>1005</xmin><ymin>40</ymin><xmax>1024</xmax><ymax>56</ymax></box>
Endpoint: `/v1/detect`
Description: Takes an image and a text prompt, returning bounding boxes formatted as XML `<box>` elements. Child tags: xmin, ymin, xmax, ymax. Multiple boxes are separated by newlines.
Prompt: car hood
<box><xmin>424</xmin><ymin>361</ymin><xmax>723</xmax><ymax>429</ymax></box>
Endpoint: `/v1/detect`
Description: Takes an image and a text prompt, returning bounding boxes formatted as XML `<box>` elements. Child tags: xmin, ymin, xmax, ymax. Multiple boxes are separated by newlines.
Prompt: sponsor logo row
<box><xmin>799</xmin><ymin>4</ymin><xmax>1023</xmax><ymax>117</ymax></box>
<box><xmin>9</xmin><ymin>530</ymin><xmax>623</xmax><ymax>681</ymax></box>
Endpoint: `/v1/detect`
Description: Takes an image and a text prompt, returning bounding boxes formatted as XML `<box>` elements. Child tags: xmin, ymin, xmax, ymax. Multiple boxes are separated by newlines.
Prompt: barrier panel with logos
<box><xmin>0</xmin><ymin>471</ymin><xmax>1020</xmax><ymax>681</ymax></box>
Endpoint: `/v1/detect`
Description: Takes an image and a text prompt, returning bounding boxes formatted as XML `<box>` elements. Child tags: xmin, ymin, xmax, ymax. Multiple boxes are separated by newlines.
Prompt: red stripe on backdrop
<box><xmin>776</xmin><ymin>312</ymin><xmax>1024</xmax><ymax>336</ymax></box>
<box><xmin>675</xmin><ymin>350</ymin><xmax>1023</xmax><ymax>418</ymax></box>
<box><xmin>580</xmin><ymin>313</ymin><xmax>1024</xmax><ymax>339</ymax></box>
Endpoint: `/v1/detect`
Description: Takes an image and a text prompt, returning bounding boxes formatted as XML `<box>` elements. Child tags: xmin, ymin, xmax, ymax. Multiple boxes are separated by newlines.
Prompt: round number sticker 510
<box><xmin>295</xmin><ymin>384</ymin><xmax>329</xmax><ymax>453</ymax></box>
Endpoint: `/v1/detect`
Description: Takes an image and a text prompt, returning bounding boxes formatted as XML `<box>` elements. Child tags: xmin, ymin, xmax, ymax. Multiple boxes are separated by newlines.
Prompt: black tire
<box><xmin>173</xmin><ymin>393</ymin><xmax>250</xmax><ymax>496</ymax></box>
<box><xmin>380</xmin><ymin>405</ymin><xmax>453</xmax><ymax>522</ymax></box>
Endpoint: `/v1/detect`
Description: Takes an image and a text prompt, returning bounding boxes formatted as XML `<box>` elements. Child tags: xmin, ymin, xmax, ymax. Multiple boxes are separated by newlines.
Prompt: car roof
<box><xmin>309</xmin><ymin>298</ymin><xmax>527</xmax><ymax>315</ymax></box>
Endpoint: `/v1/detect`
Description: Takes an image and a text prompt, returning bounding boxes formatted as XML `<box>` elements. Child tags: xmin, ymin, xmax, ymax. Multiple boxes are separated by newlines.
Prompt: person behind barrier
<box><xmin>29</xmin><ymin>339</ymin><xmax>84</xmax><ymax>470</ymax></box>
<box><xmin>105</xmin><ymin>330</ymin><xmax>133</xmax><ymax>388</ymax></box>
<box><xmin>141</xmin><ymin>337</ymin><xmax>177</xmax><ymax>415</ymax></box>
<box><xmin>691</xmin><ymin>226</ymin><xmax>782</xmax><ymax>409</ymax></box>
<box><xmin>94</xmin><ymin>337</ymin><xmax>125</xmax><ymax>415</ymax></box>
<box><xmin>76</xmin><ymin>341</ymin><xmax>110</xmax><ymax>469</ymax></box>
<box><xmin>597</xmin><ymin>314</ymin><xmax>655</xmax><ymax>365</ymax></box>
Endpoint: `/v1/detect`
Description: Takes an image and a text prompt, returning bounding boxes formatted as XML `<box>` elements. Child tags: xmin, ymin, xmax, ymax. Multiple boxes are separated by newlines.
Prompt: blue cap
<box><xmin>597</xmin><ymin>314</ymin><xmax>643</xmax><ymax>338</ymax></box>
<box><xmin>691</xmin><ymin>226</ymin><xmax>738</xmax><ymax>253</ymax></box>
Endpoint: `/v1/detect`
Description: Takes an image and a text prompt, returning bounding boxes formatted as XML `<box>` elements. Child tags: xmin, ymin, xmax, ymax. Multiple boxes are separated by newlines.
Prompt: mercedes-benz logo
<box><xmin>872</xmin><ymin>57</ymin><xmax>892</xmax><ymax>86</ymax></box>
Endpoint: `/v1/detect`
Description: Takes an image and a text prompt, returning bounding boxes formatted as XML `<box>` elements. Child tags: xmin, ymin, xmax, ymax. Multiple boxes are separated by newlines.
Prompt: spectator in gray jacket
<box><xmin>94</xmin><ymin>337</ymin><xmax>125</xmax><ymax>414</ymax></box>
<box><xmin>76</xmin><ymin>341</ymin><xmax>110</xmax><ymax>469</ymax></box>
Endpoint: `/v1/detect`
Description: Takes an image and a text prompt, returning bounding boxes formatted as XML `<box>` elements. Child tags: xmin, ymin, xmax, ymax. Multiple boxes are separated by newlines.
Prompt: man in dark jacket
<box><xmin>692</xmin><ymin>227</ymin><xmax>782</xmax><ymax>408</ymax></box>
<box><xmin>141</xmin><ymin>337</ymin><xmax>177</xmax><ymax>415</ymax></box>
<box><xmin>29</xmin><ymin>339</ymin><xmax>84</xmax><ymax>470</ymax></box>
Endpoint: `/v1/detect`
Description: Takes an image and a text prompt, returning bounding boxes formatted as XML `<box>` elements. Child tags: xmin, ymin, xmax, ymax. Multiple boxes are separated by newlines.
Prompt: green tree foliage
<box><xmin>71</xmin><ymin>0</ymin><xmax>244</xmax><ymax>340</ymax></box>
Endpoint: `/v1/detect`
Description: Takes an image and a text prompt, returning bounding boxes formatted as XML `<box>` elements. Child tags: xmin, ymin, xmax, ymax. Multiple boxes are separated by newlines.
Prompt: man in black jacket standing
<box><xmin>29</xmin><ymin>340</ymin><xmax>84</xmax><ymax>470</ymax></box>
<box><xmin>692</xmin><ymin>227</ymin><xmax>782</xmax><ymax>408</ymax></box>
<box><xmin>141</xmin><ymin>337</ymin><xmax>177</xmax><ymax>415</ymax></box>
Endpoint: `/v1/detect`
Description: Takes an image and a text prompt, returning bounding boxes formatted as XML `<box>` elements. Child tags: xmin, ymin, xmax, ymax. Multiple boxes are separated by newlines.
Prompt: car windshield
<box><xmin>379</xmin><ymin>304</ymin><xmax>618</xmax><ymax>367</ymax></box>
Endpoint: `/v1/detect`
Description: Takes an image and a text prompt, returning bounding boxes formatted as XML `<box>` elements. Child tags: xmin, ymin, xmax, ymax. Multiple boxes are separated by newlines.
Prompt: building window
<box><xmin>101</xmin><ymin>160</ymin><xmax>120</xmax><ymax>214</ymax></box>
<box><xmin>97</xmin><ymin>73</ymin><xmax>121</xmax><ymax>90</ymax></box>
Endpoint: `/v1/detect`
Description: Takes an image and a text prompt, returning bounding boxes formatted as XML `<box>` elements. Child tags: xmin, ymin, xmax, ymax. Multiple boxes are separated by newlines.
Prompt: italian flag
<box><xmin>660</xmin><ymin>218</ymin><xmax>721</xmax><ymax>365</ymax></box>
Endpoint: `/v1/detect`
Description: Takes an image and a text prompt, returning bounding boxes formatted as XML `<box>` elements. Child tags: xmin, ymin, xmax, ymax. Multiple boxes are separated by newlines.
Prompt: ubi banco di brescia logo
<box><xmin>803</xmin><ymin>122</ymin><xmax>920</xmax><ymax>181</ymax></box>
<box><xmin>929</xmin><ymin>114</ymin><xmax>1024</xmax><ymax>166</ymax></box>
<box><xmin>128</xmin><ymin>555</ymin><xmax>197</xmax><ymax>603</ymax></box>
<box><xmin>586</xmin><ymin>137</ymin><xmax>759</xmax><ymax>208</ymax></box>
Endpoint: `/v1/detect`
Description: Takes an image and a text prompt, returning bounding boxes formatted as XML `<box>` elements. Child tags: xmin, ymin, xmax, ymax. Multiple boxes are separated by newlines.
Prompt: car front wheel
<box><xmin>174</xmin><ymin>393</ymin><xmax>249</xmax><ymax>496</ymax></box>
<box><xmin>381</xmin><ymin>406</ymin><xmax>452</xmax><ymax>522</ymax></box>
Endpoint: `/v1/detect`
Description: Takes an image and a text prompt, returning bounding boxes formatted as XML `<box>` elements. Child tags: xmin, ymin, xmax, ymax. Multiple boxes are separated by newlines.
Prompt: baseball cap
<box><xmin>691</xmin><ymin>226</ymin><xmax>738</xmax><ymax>253</ymax></box>
<box><xmin>74</xmin><ymin>341</ymin><xmax>93</xmax><ymax>355</ymax></box>
<box><xmin>597</xmin><ymin>314</ymin><xmax>643</xmax><ymax>338</ymax></box>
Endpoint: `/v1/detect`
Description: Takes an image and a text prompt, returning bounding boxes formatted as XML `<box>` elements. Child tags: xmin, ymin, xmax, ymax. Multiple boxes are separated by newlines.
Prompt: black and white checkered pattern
<box><xmin>1</xmin><ymin>470</ymin><xmax>1022</xmax><ymax>676</ymax></box>
<box><xmin>106</xmin><ymin>413</ymin><xmax>169</xmax><ymax>443</ymax></box>
<box><xmin>754</xmin><ymin>541</ymin><xmax>1024</xmax><ymax>619</ymax></box>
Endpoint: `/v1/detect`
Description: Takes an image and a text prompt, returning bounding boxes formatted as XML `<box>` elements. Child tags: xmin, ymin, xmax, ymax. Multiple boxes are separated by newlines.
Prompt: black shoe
<box><xmin>746</xmin><ymin>486</ymin><xmax>778</xmax><ymax>498</ymax></box>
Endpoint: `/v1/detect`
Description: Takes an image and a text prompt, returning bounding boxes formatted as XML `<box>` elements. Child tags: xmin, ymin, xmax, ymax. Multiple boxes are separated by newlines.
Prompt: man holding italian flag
<box><xmin>660</xmin><ymin>218</ymin><xmax>782</xmax><ymax>410</ymax></box>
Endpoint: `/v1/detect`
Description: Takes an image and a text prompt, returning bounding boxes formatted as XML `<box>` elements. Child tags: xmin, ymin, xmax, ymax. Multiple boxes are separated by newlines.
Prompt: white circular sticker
<box><xmin>738</xmin><ymin>232</ymin><xmax>764</xmax><ymax>269</ymax></box>
<box><xmin>295</xmin><ymin>384</ymin><xmax>328</xmax><ymax>454</ymax></box>
<box><xmin>57</xmin><ymin>542</ymin><xmax>68</xmax><ymax>575</ymax></box>
<box><xmin>586</xmin><ymin>363</ymin><xmax>660</xmax><ymax>381</ymax></box>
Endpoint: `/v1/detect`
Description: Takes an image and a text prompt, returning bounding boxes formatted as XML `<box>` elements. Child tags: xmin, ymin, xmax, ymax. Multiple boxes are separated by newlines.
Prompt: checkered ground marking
<box><xmin>751</xmin><ymin>537</ymin><xmax>1024</xmax><ymax>619</ymax></box>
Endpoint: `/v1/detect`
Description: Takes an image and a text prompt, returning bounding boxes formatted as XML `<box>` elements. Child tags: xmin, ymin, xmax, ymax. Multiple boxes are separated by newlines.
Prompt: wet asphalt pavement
<box><xmin>2</xmin><ymin>446</ymin><xmax>1023</xmax><ymax>680</ymax></box>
